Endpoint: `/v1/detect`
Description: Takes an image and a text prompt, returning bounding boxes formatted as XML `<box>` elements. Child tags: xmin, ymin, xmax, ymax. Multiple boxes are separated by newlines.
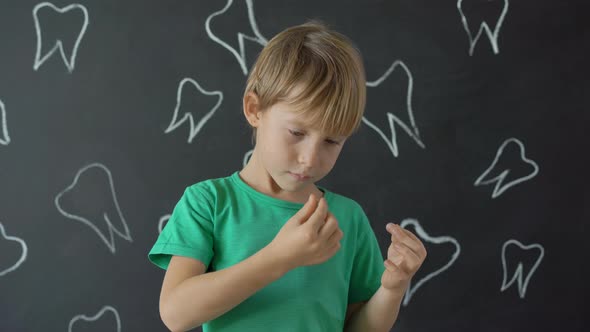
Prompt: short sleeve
<box><xmin>348</xmin><ymin>209</ymin><xmax>385</xmax><ymax>303</ymax></box>
<box><xmin>148</xmin><ymin>185</ymin><xmax>215</xmax><ymax>270</ymax></box>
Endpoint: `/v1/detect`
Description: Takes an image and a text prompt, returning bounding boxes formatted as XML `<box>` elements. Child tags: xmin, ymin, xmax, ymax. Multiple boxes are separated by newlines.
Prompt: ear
<box><xmin>243</xmin><ymin>91</ymin><xmax>262</xmax><ymax>127</ymax></box>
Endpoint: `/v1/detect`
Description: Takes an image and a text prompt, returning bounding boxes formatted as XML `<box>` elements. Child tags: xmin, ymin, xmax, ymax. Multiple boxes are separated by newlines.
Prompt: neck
<box><xmin>239</xmin><ymin>152</ymin><xmax>323</xmax><ymax>204</ymax></box>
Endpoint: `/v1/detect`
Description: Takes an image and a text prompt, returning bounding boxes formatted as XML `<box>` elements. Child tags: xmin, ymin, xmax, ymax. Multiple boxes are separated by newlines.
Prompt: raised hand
<box><xmin>382</xmin><ymin>223</ymin><xmax>427</xmax><ymax>292</ymax></box>
<box><xmin>266</xmin><ymin>194</ymin><xmax>344</xmax><ymax>271</ymax></box>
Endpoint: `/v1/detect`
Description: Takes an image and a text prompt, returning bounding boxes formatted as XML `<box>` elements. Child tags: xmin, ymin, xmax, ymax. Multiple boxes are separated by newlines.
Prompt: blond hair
<box><xmin>244</xmin><ymin>20</ymin><xmax>366</xmax><ymax>139</ymax></box>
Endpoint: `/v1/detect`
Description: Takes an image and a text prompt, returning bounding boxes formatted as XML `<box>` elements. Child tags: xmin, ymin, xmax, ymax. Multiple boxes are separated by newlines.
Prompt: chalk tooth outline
<box><xmin>0</xmin><ymin>222</ymin><xmax>28</xmax><ymax>276</ymax></box>
<box><xmin>0</xmin><ymin>99</ymin><xmax>10</xmax><ymax>145</ymax></box>
<box><xmin>33</xmin><ymin>2</ymin><xmax>89</xmax><ymax>73</ymax></box>
<box><xmin>164</xmin><ymin>78</ymin><xmax>223</xmax><ymax>143</ymax></box>
<box><xmin>158</xmin><ymin>214</ymin><xmax>171</xmax><ymax>234</ymax></box>
<box><xmin>500</xmin><ymin>239</ymin><xmax>544</xmax><ymax>298</ymax></box>
<box><xmin>474</xmin><ymin>137</ymin><xmax>539</xmax><ymax>198</ymax></box>
<box><xmin>457</xmin><ymin>0</ymin><xmax>509</xmax><ymax>55</ymax></box>
<box><xmin>205</xmin><ymin>0</ymin><xmax>268</xmax><ymax>75</ymax></box>
<box><xmin>68</xmin><ymin>305</ymin><xmax>121</xmax><ymax>332</ymax></box>
<box><xmin>365</xmin><ymin>60</ymin><xmax>426</xmax><ymax>157</ymax></box>
<box><xmin>399</xmin><ymin>218</ymin><xmax>461</xmax><ymax>306</ymax></box>
<box><xmin>55</xmin><ymin>163</ymin><xmax>132</xmax><ymax>254</ymax></box>
<box><xmin>243</xmin><ymin>149</ymin><xmax>253</xmax><ymax>168</ymax></box>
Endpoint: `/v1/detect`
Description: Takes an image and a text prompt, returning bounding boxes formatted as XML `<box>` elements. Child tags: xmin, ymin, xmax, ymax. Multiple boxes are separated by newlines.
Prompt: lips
<box><xmin>289</xmin><ymin>172</ymin><xmax>310</xmax><ymax>181</ymax></box>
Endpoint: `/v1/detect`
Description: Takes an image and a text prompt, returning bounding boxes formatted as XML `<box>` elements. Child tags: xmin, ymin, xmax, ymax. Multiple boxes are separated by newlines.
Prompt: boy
<box><xmin>149</xmin><ymin>21</ymin><xmax>426</xmax><ymax>332</ymax></box>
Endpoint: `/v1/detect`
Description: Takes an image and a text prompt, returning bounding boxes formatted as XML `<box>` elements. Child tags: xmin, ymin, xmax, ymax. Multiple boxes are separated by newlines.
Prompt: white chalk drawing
<box><xmin>0</xmin><ymin>99</ymin><xmax>10</xmax><ymax>145</ymax></box>
<box><xmin>457</xmin><ymin>0</ymin><xmax>509</xmax><ymax>55</ymax></box>
<box><xmin>55</xmin><ymin>163</ymin><xmax>132</xmax><ymax>253</ymax></box>
<box><xmin>399</xmin><ymin>218</ymin><xmax>461</xmax><ymax>306</ymax></box>
<box><xmin>33</xmin><ymin>2</ymin><xmax>89</xmax><ymax>73</ymax></box>
<box><xmin>158</xmin><ymin>214</ymin><xmax>171</xmax><ymax>234</ymax></box>
<box><xmin>68</xmin><ymin>305</ymin><xmax>121</xmax><ymax>332</ymax></box>
<box><xmin>243</xmin><ymin>149</ymin><xmax>253</xmax><ymax>168</ymax></box>
<box><xmin>501</xmin><ymin>239</ymin><xmax>544</xmax><ymax>298</ymax></box>
<box><xmin>474</xmin><ymin>137</ymin><xmax>539</xmax><ymax>198</ymax></box>
<box><xmin>365</xmin><ymin>60</ymin><xmax>426</xmax><ymax>157</ymax></box>
<box><xmin>205</xmin><ymin>0</ymin><xmax>268</xmax><ymax>75</ymax></box>
<box><xmin>0</xmin><ymin>222</ymin><xmax>27</xmax><ymax>276</ymax></box>
<box><xmin>164</xmin><ymin>78</ymin><xmax>223</xmax><ymax>143</ymax></box>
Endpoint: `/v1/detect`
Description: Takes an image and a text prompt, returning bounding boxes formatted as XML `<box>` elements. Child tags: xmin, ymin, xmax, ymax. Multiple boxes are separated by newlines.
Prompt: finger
<box><xmin>386</xmin><ymin>223</ymin><xmax>396</xmax><ymax>242</ymax></box>
<box><xmin>305</xmin><ymin>197</ymin><xmax>328</xmax><ymax>232</ymax></box>
<box><xmin>384</xmin><ymin>258</ymin><xmax>396</xmax><ymax>271</ymax></box>
<box><xmin>391</xmin><ymin>242</ymin><xmax>420</xmax><ymax>272</ymax></box>
<box><xmin>383</xmin><ymin>259</ymin><xmax>410</xmax><ymax>279</ymax></box>
<box><xmin>318</xmin><ymin>212</ymin><xmax>338</xmax><ymax>238</ymax></box>
<box><xmin>293</xmin><ymin>194</ymin><xmax>319</xmax><ymax>225</ymax></box>
<box><xmin>401</xmin><ymin>228</ymin><xmax>428</xmax><ymax>258</ymax></box>
<box><xmin>387</xmin><ymin>243</ymin><xmax>404</xmax><ymax>266</ymax></box>
<box><xmin>389</xmin><ymin>224</ymin><xmax>423</xmax><ymax>256</ymax></box>
<box><xmin>325</xmin><ymin>225</ymin><xmax>343</xmax><ymax>246</ymax></box>
<box><xmin>384</xmin><ymin>258</ymin><xmax>402</xmax><ymax>273</ymax></box>
<box><xmin>325</xmin><ymin>240</ymin><xmax>342</xmax><ymax>258</ymax></box>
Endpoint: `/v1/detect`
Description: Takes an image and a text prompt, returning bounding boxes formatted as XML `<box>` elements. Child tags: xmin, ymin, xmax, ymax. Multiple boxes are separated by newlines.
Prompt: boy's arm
<box><xmin>159</xmin><ymin>248</ymin><xmax>288</xmax><ymax>332</ymax></box>
<box><xmin>344</xmin><ymin>287</ymin><xmax>404</xmax><ymax>332</ymax></box>
<box><xmin>159</xmin><ymin>195</ymin><xmax>342</xmax><ymax>332</ymax></box>
<box><xmin>345</xmin><ymin>223</ymin><xmax>427</xmax><ymax>332</ymax></box>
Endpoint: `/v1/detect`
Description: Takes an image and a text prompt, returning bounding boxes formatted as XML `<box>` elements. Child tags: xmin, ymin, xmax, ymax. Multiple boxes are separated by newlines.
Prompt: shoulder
<box><xmin>323</xmin><ymin>189</ymin><xmax>366</xmax><ymax>217</ymax></box>
<box><xmin>323</xmin><ymin>189</ymin><xmax>373</xmax><ymax>234</ymax></box>
<box><xmin>184</xmin><ymin>172</ymin><xmax>237</xmax><ymax>200</ymax></box>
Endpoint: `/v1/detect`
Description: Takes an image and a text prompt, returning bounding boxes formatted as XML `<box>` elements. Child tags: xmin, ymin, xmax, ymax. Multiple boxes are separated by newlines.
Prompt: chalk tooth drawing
<box><xmin>164</xmin><ymin>78</ymin><xmax>223</xmax><ymax>143</ymax></box>
<box><xmin>68</xmin><ymin>305</ymin><xmax>121</xmax><ymax>332</ymax></box>
<box><xmin>365</xmin><ymin>60</ymin><xmax>426</xmax><ymax>157</ymax></box>
<box><xmin>205</xmin><ymin>0</ymin><xmax>268</xmax><ymax>75</ymax></box>
<box><xmin>474</xmin><ymin>137</ymin><xmax>539</xmax><ymax>198</ymax></box>
<box><xmin>158</xmin><ymin>214</ymin><xmax>171</xmax><ymax>234</ymax></box>
<box><xmin>399</xmin><ymin>218</ymin><xmax>461</xmax><ymax>306</ymax></box>
<box><xmin>33</xmin><ymin>2</ymin><xmax>89</xmax><ymax>73</ymax></box>
<box><xmin>0</xmin><ymin>99</ymin><xmax>10</xmax><ymax>145</ymax></box>
<box><xmin>0</xmin><ymin>222</ymin><xmax>27</xmax><ymax>276</ymax></box>
<box><xmin>242</xmin><ymin>149</ymin><xmax>253</xmax><ymax>168</ymax></box>
<box><xmin>55</xmin><ymin>163</ymin><xmax>132</xmax><ymax>254</ymax></box>
<box><xmin>457</xmin><ymin>0</ymin><xmax>509</xmax><ymax>55</ymax></box>
<box><xmin>501</xmin><ymin>239</ymin><xmax>544</xmax><ymax>298</ymax></box>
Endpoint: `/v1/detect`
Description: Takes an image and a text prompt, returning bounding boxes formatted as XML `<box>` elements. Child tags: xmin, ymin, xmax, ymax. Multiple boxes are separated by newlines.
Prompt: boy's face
<box><xmin>251</xmin><ymin>100</ymin><xmax>347</xmax><ymax>197</ymax></box>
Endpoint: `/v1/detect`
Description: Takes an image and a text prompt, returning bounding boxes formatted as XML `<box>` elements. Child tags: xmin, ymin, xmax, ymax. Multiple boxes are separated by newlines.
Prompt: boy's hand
<box><xmin>267</xmin><ymin>194</ymin><xmax>343</xmax><ymax>271</ymax></box>
<box><xmin>381</xmin><ymin>223</ymin><xmax>427</xmax><ymax>292</ymax></box>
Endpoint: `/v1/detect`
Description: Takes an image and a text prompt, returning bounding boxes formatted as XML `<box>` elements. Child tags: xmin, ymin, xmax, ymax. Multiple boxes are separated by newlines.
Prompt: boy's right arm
<box><xmin>159</xmin><ymin>247</ymin><xmax>289</xmax><ymax>332</ymax></box>
<box><xmin>159</xmin><ymin>195</ymin><xmax>343</xmax><ymax>332</ymax></box>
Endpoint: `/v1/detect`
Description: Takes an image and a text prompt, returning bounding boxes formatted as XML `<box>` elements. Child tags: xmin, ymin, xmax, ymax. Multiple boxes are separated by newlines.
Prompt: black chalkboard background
<box><xmin>0</xmin><ymin>0</ymin><xmax>588</xmax><ymax>331</ymax></box>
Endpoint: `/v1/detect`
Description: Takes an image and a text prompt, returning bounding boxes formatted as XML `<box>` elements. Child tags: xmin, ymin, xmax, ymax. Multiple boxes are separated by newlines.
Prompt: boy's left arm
<box><xmin>344</xmin><ymin>223</ymin><xmax>427</xmax><ymax>332</ymax></box>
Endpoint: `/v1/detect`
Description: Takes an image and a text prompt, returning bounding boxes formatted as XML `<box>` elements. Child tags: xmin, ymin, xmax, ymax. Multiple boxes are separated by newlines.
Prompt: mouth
<box><xmin>288</xmin><ymin>172</ymin><xmax>311</xmax><ymax>181</ymax></box>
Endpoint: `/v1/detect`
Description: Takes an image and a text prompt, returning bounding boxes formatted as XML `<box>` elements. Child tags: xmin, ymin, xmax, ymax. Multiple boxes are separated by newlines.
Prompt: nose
<box><xmin>297</xmin><ymin>140</ymin><xmax>321</xmax><ymax>169</ymax></box>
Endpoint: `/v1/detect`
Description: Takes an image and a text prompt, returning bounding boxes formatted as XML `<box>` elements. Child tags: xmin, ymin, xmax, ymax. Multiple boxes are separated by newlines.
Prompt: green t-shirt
<box><xmin>148</xmin><ymin>171</ymin><xmax>385</xmax><ymax>331</ymax></box>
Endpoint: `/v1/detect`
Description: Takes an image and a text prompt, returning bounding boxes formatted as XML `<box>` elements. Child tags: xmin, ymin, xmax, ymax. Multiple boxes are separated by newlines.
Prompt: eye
<box><xmin>325</xmin><ymin>139</ymin><xmax>340</xmax><ymax>145</ymax></box>
<box><xmin>289</xmin><ymin>129</ymin><xmax>304</xmax><ymax>137</ymax></box>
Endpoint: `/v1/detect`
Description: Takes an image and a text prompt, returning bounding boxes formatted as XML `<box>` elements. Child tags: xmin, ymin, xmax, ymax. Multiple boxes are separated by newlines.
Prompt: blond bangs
<box><xmin>284</xmin><ymin>69</ymin><xmax>364</xmax><ymax>137</ymax></box>
<box><xmin>245</xmin><ymin>21</ymin><xmax>366</xmax><ymax>138</ymax></box>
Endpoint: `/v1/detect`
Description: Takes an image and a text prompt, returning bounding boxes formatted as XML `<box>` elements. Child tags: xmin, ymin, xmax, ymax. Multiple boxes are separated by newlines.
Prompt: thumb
<box><xmin>291</xmin><ymin>194</ymin><xmax>318</xmax><ymax>225</ymax></box>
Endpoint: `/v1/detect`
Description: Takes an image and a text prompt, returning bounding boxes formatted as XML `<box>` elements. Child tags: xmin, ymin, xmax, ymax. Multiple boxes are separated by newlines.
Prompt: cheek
<box><xmin>321</xmin><ymin>147</ymin><xmax>343</xmax><ymax>170</ymax></box>
<box><xmin>261</xmin><ymin>131</ymin><xmax>292</xmax><ymax>161</ymax></box>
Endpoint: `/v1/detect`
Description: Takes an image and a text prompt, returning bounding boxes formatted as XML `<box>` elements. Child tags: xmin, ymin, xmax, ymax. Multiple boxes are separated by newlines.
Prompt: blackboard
<box><xmin>0</xmin><ymin>0</ymin><xmax>588</xmax><ymax>331</ymax></box>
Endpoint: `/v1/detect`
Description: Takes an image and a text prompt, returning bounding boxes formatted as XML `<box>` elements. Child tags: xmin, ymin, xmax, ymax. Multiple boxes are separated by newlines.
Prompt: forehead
<box><xmin>269</xmin><ymin>102</ymin><xmax>316</xmax><ymax>127</ymax></box>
